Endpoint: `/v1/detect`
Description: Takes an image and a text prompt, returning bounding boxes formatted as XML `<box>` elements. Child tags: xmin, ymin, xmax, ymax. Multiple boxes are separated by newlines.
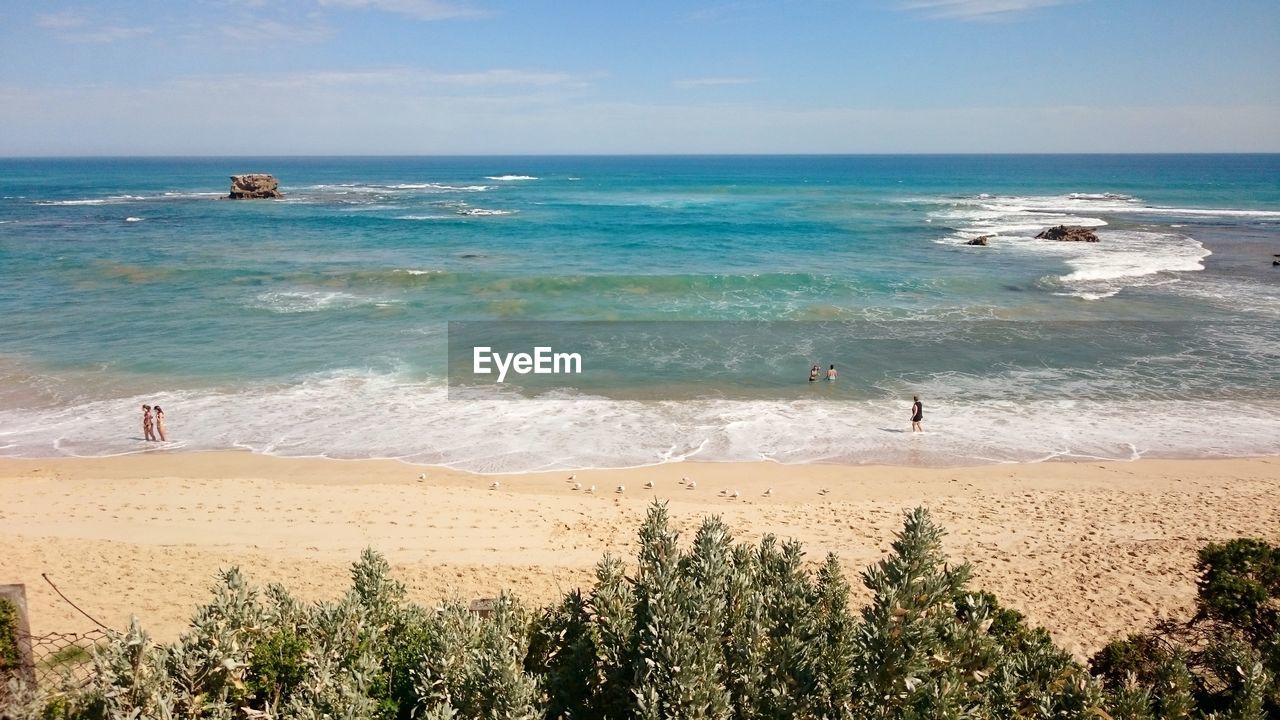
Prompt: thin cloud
<box><xmin>672</xmin><ymin>77</ymin><xmax>758</xmax><ymax>89</ymax></box>
<box><xmin>899</xmin><ymin>0</ymin><xmax>1074</xmax><ymax>20</ymax></box>
<box><xmin>165</xmin><ymin>67</ymin><xmax>591</xmax><ymax>92</ymax></box>
<box><xmin>36</xmin><ymin>10</ymin><xmax>152</xmax><ymax>43</ymax></box>
<box><xmin>220</xmin><ymin>19</ymin><xmax>335</xmax><ymax>44</ymax></box>
<box><xmin>317</xmin><ymin>0</ymin><xmax>488</xmax><ymax>21</ymax></box>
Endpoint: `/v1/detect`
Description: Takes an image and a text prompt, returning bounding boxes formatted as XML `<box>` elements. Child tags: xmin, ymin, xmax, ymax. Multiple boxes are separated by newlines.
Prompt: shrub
<box><xmin>3</xmin><ymin>502</ymin><xmax>1273</xmax><ymax>719</ymax></box>
<box><xmin>0</xmin><ymin>598</ymin><xmax>21</xmax><ymax>675</ymax></box>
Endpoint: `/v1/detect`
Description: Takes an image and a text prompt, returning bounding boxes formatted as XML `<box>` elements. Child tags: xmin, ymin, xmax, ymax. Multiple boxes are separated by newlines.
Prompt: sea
<box><xmin>0</xmin><ymin>155</ymin><xmax>1277</xmax><ymax>472</ymax></box>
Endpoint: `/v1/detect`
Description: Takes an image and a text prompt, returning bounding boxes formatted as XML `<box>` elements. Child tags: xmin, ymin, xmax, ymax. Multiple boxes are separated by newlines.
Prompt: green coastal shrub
<box><xmin>5</xmin><ymin>504</ymin><xmax>1275</xmax><ymax>719</ymax></box>
<box><xmin>0</xmin><ymin>597</ymin><xmax>21</xmax><ymax>674</ymax></box>
<box><xmin>1089</xmin><ymin>536</ymin><xmax>1280</xmax><ymax>719</ymax></box>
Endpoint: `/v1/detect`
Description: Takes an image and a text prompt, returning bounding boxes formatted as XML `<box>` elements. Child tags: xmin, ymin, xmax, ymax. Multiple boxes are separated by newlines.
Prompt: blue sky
<box><xmin>0</xmin><ymin>0</ymin><xmax>1277</xmax><ymax>154</ymax></box>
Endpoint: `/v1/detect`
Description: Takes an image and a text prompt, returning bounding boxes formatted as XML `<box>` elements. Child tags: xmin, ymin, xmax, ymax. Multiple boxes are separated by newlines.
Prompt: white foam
<box><xmin>0</xmin><ymin>371</ymin><xmax>1275</xmax><ymax>472</ymax></box>
<box><xmin>391</xmin><ymin>183</ymin><xmax>492</xmax><ymax>192</ymax></box>
<box><xmin>484</xmin><ymin>175</ymin><xmax>538</xmax><ymax>181</ymax></box>
<box><xmin>249</xmin><ymin>290</ymin><xmax>394</xmax><ymax>314</ymax></box>
<box><xmin>37</xmin><ymin>199</ymin><xmax>109</xmax><ymax>206</ymax></box>
<box><xmin>456</xmin><ymin>208</ymin><xmax>515</xmax><ymax>216</ymax></box>
<box><xmin>929</xmin><ymin>193</ymin><xmax>1212</xmax><ymax>300</ymax></box>
<box><xmin>394</xmin><ymin>214</ymin><xmax>451</xmax><ymax>221</ymax></box>
<box><xmin>124</xmin><ymin>217</ymin><xmax>143</xmax><ymax>223</ymax></box>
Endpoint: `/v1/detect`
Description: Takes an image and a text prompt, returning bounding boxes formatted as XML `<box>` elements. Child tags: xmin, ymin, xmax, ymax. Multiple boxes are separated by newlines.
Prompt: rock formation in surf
<box><xmin>966</xmin><ymin>236</ymin><xmax>990</xmax><ymax>246</ymax></box>
<box><xmin>229</xmin><ymin>174</ymin><xmax>282</xmax><ymax>199</ymax></box>
<box><xmin>1035</xmin><ymin>225</ymin><xmax>1098</xmax><ymax>242</ymax></box>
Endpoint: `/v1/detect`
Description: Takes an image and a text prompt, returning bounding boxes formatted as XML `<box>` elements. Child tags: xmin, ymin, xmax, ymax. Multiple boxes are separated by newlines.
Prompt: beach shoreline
<box><xmin>2</xmin><ymin>451</ymin><xmax>1276</xmax><ymax>659</ymax></box>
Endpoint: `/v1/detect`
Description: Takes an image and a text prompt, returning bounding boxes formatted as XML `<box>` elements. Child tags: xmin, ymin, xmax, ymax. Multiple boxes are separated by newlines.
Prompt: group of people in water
<box><xmin>808</xmin><ymin>363</ymin><xmax>838</xmax><ymax>382</ymax></box>
<box><xmin>808</xmin><ymin>364</ymin><xmax>925</xmax><ymax>432</ymax></box>
<box><xmin>141</xmin><ymin>404</ymin><xmax>167</xmax><ymax>442</ymax></box>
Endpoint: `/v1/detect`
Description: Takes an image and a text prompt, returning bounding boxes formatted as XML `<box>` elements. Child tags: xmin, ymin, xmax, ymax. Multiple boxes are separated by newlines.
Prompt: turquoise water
<box><xmin>1</xmin><ymin>155</ymin><xmax>1277</xmax><ymax>470</ymax></box>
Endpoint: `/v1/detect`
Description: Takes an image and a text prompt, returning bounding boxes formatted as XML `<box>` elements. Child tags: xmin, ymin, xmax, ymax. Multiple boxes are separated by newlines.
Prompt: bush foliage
<box><xmin>3</xmin><ymin>504</ymin><xmax>1276</xmax><ymax>719</ymax></box>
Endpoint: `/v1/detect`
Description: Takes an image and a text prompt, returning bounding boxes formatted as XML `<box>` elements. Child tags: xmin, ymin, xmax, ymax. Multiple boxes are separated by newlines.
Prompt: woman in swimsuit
<box><xmin>809</xmin><ymin>364</ymin><xmax>820</xmax><ymax>382</ymax></box>
<box><xmin>154</xmin><ymin>405</ymin><xmax>167</xmax><ymax>442</ymax></box>
<box><xmin>826</xmin><ymin>364</ymin><xmax>837</xmax><ymax>380</ymax></box>
<box><xmin>142</xmin><ymin>404</ymin><xmax>155</xmax><ymax>441</ymax></box>
<box><xmin>911</xmin><ymin>395</ymin><xmax>923</xmax><ymax>433</ymax></box>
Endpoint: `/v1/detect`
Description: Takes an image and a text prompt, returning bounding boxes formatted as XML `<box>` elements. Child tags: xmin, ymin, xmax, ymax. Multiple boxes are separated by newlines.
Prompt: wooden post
<box><xmin>0</xmin><ymin>584</ymin><xmax>36</xmax><ymax>689</ymax></box>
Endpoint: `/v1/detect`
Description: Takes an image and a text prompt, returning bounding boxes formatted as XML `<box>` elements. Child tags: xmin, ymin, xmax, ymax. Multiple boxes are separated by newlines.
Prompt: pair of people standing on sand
<box><xmin>141</xmin><ymin>404</ymin><xmax>167</xmax><ymax>442</ymax></box>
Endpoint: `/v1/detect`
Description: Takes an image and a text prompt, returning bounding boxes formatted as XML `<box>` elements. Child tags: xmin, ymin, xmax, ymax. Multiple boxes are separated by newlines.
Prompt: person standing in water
<box><xmin>826</xmin><ymin>364</ymin><xmax>838</xmax><ymax>380</ymax></box>
<box><xmin>141</xmin><ymin>404</ymin><xmax>155</xmax><ymax>441</ymax></box>
<box><xmin>910</xmin><ymin>395</ymin><xmax>924</xmax><ymax>433</ymax></box>
<box><xmin>154</xmin><ymin>405</ymin><xmax>167</xmax><ymax>442</ymax></box>
<box><xmin>809</xmin><ymin>364</ymin><xmax>820</xmax><ymax>382</ymax></box>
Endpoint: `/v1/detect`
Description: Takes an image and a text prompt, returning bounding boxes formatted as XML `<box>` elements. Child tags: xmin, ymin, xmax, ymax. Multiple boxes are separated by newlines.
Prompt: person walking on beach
<box><xmin>809</xmin><ymin>364</ymin><xmax>820</xmax><ymax>382</ymax></box>
<box><xmin>154</xmin><ymin>405</ymin><xmax>167</xmax><ymax>442</ymax></box>
<box><xmin>141</xmin><ymin>404</ymin><xmax>155</xmax><ymax>442</ymax></box>
<box><xmin>826</xmin><ymin>364</ymin><xmax>838</xmax><ymax>380</ymax></box>
<box><xmin>910</xmin><ymin>395</ymin><xmax>924</xmax><ymax>433</ymax></box>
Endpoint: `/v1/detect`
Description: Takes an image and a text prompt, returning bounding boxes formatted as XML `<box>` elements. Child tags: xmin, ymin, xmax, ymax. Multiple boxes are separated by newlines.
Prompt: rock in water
<box><xmin>1035</xmin><ymin>225</ymin><xmax>1099</xmax><ymax>242</ymax></box>
<box><xmin>965</xmin><ymin>235</ymin><xmax>990</xmax><ymax>246</ymax></box>
<box><xmin>229</xmin><ymin>174</ymin><xmax>281</xmax><ymax>199</ymax></box>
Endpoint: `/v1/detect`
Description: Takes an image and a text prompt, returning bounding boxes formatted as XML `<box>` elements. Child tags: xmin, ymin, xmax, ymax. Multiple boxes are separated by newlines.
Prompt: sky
<box><xmin>0</xmin><ymin>0</ymin><xmax>1277</xmax><ymax>155</ymax></box>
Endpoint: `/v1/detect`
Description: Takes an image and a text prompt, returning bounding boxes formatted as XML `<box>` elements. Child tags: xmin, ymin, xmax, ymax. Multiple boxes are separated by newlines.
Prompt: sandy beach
<box><xmin>1</xmin><ymin>452</ymin><xmax>1276</xmax><ymax>659</ymax></box>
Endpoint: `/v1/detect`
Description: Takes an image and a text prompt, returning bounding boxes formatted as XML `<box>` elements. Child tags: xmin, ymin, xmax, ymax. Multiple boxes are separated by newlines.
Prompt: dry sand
<box><xmin>1</xmin><ymin>452</ymin><xmax>1276</xmax><ymax>658</ymax></box>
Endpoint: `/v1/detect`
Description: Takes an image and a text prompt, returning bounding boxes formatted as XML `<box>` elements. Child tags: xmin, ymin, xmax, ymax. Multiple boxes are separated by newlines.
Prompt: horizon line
<box><xmin>3</xmin><ymin>151</ymin><xmax>1279</xmax><ymax>160</ymax></box>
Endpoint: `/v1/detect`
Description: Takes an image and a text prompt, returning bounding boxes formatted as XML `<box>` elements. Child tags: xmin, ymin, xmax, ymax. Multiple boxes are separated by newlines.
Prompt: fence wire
<box><xmin>18</xmin><ymin>628</ymin><xmax>110</xmax><ymax>691</ymax></box>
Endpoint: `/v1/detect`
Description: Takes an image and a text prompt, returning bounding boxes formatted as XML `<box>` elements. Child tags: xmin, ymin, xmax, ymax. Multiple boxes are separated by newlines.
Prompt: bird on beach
<box><xmin>644</xmin><ymin>480</ymin><xmax>654</xmax><ymax>489</ymax></box>
<box><xmin>567</xmin><ymin>474</ymin><xmax>577</xmax><ymax>481</ymax></box>
<box><xmin>572</xmin><ymin>482</ymin><xmax>581</xmax><ymax>491</ymax></box>
<box><xmin>763</xmin><ymin>487</ymin><xmax>773</xmax><ymax>497</ymax></box>
<box><xmin>586</xmin><ymin>485</ymin><xmax>596</xmax><ymax>494</ymax></box>
<box><xmin>686</xmin><ymin>480</ymin><xmax>696</xmax><ymax>490</ymax></box>
<box><xmin>730</xmin><ymin>490</ymin><xmax>740</xmax><ymax>499</ymax></box>
<box><xmin>818</xmin><ymin>488</ymin><xmax>829</xmax><ymax>496</ymax></box>
<box><xmin>681</xmin><ymin>476</ymin><xmax>690</xmax><ymax>484</ymax></box>
<box><xmin>615</xmin><ymin>485</ymin><xmax>625</xmax><ymax>494</ymax></box>
<box><xmin>418</xmin><ymin>473</ymin><xmax>426</xmax><ymax>480</ymax></box>
<box><xmin>489</xmin><ymin>481</ymin><xmax>500</xmax><ymax>490</ymax></box>
<box><xmin>718</xmin><ymin>489</ymin><xmax>727</xmax><ymax>496</ymax></box>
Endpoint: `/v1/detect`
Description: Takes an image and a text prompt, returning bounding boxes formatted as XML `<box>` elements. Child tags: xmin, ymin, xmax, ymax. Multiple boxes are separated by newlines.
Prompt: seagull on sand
<box><xmin>489</xmin><ymin>481</ymin><xmax>500</xmax><ymax>490</ymax></box>
<box><xmin>763</xmin><ymin>487</ymin><xmax>773</xmax><ymax>497</ymax></box>
<box><xmin>615</xmin><ymin>485</ymin><xmax>625</xmax><ymax>494</ymax></box>
<box><xmin>644</xmin><ymin>479</ymin><xmax>654</xmax><ymax>489</ymax></box>
<box><xmin>686</xmin><ymin>480</ymin><xmax>696</xmax><ymax>490</ymax></box>
<box><xmin>681</xmin><ymin>476</ymin><xmax>690</xmax><ymax>484</ymax></box>
<box><xmin>730</xmin><ymin>490</ymin><xmax>740</xmax><ymax>498</ymax></box>
<box><xmin>418</xmin><ymin>473</ymin><xmax>426</xmax><ymax>480</ymax></box>
<box><xmin>586</xmin><ymin>485</ymin><xmax>596</xmax><ymax>494</ymax></box>
<box><xmin>567</xmin><ymin>474</ymin><xmax>577</xmax><ymax>481</ymax></box>
<box><xmin>572</xmin><ymin>482</ymin><xmax>581</xmax><ymax>491</ymax></box>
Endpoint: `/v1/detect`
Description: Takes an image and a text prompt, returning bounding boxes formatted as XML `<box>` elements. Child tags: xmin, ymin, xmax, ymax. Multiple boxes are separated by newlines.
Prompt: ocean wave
<box><xmin>249</xmin><ymin>290</ymin><xmax>398</xmax><ymax>314</ymax></box>
<box><xmin>36</xmin><ymin>199</ymin><xmax>111</xmax><ymax>206</ymax></box>
<box><xmin>394</xmin><ymin>214</ymin><xmax>452</xmax><ymax>221</ymax></box>
<box><xmin>933</xmin><ymin>192</ymin><xmax>1280</xmax><ymax>229</ymax></box>
<box><xmin>1040</xmin><ymin>230</ymin><xmax>1210</xmax><ymax>300</ymax></box>
<box><xmin>273</xmin><ymin>268</ymin><xmax>451</xmax><ymax>290</ymax></box>
<box><xmin>37</xmin><ymin>192</ymin><xmax>223</xmax><ymax>206</ymax></box>
<box><xmin>124</xmin><ymin>217</ymin><xmax>143</xmax><ymax>223</ymax></box>
<box><xmin>929</xmin><ymin>193</ymin><xmax>1211</xmax><ymax>300</ymax></box>
<box><xmin>301</xmin><ymin>182</ymin><xmax>491</xmax><ymax>194</ymax></box>
<box><xmin>457</xmin><ymin>208</ymin><xmax>515</xmax><ymax>216</ymax></box>
<box><xmin>484</xmin><ymin>175</ymin><xmax>538</xmax><ymax>181</ymax></box>
<box><xmin>0</xmin><ymin>370</ymin><xmax>1275</xmax><ymax>471</ymax></box>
